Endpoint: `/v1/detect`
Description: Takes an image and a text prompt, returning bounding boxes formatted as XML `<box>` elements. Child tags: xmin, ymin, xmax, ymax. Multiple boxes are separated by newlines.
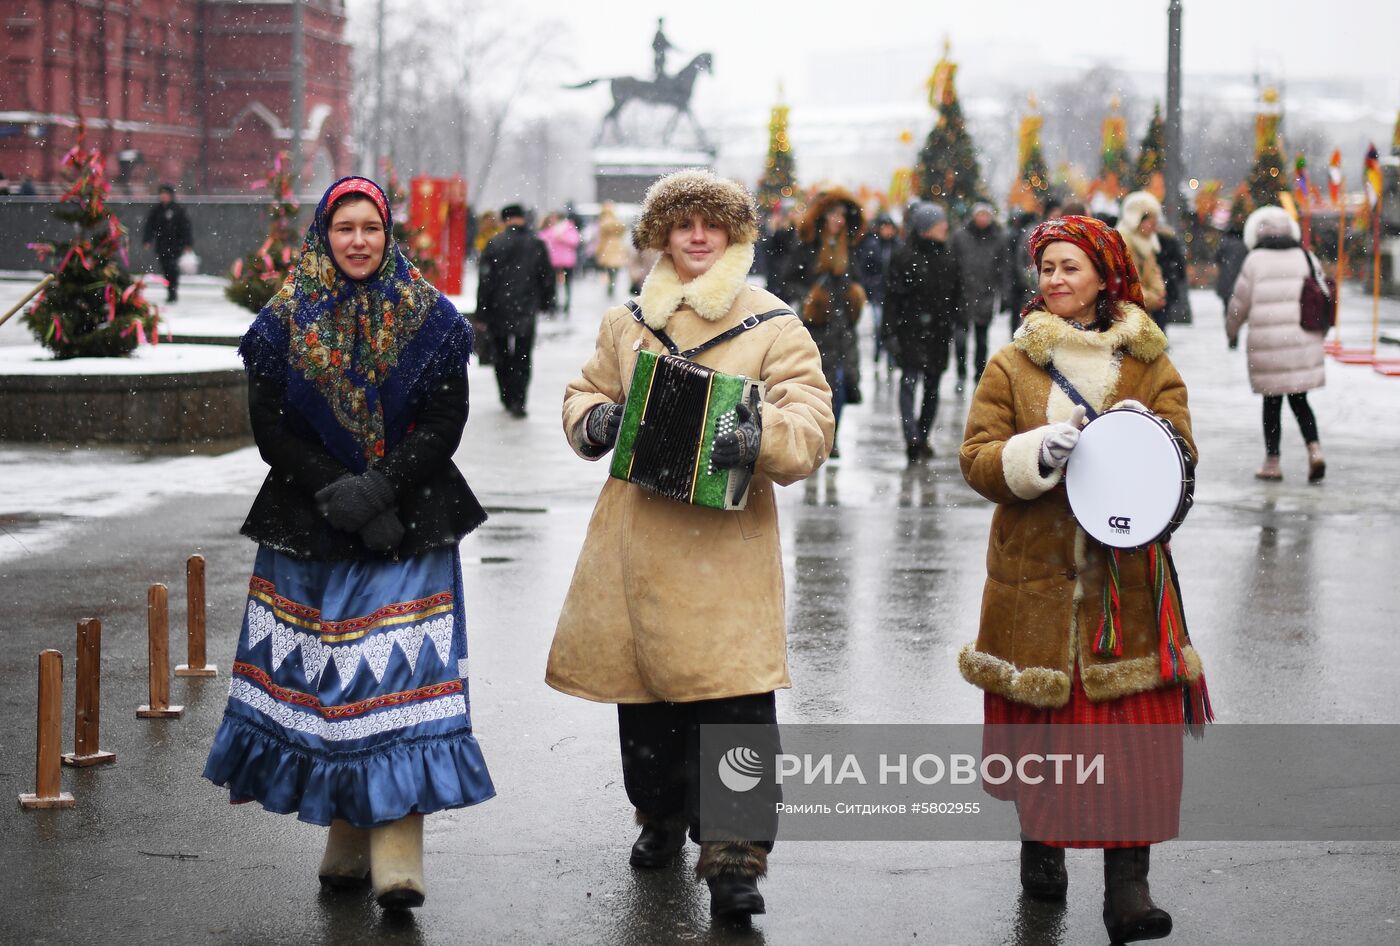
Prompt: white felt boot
<box><xmin>317</xmin><ymin>819</ymin><xmax>370</xmax><ymax>889</ymax></box>
<box><xmin>370</xmin><ymin>814</ymin><xmax>426</xmax><ymax>910</ymax></box>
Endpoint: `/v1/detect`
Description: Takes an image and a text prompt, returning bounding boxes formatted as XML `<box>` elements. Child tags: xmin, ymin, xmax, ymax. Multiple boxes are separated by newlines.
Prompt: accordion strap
<box><xmin>625</xmin><ymin>300</ymin><xmax>795</xmax><ymax>360</ymax></box>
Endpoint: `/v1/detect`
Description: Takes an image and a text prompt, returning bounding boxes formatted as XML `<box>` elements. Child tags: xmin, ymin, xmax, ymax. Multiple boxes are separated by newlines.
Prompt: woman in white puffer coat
<box><xmin>1225</xmin><ymin>206</ymin><xmax>1326</xmax><ymax>482</ymax></box>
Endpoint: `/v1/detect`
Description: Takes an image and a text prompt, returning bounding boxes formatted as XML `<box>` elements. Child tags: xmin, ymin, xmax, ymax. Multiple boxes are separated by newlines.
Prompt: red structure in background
<box><xmin>409</xmin><ymin>176</ymin><xmax>467</xmax><ymax>296</ymax></box>
<box><xmin>0</xmin><ymin>0</ymin><xmax>352</xmax><ymax>193</ymax></box>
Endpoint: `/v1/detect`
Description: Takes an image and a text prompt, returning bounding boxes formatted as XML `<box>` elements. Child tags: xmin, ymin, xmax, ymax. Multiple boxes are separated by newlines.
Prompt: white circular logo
<box><xmin>717</xmin><ymin>746</ymin><xmax>764</xmax><ymax>793</ymax></box>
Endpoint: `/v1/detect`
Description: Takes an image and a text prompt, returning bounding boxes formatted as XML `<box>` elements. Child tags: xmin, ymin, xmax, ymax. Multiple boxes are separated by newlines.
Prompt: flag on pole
<box><xmin>1328</xmin><ymin>149</ymin><xmax>1343</xmax><ymax>205</ymax></box>
<box><xmin>1363</xmin><ymin>143</ymin><xmax>1383</xmax><ymax>208</ymax></box>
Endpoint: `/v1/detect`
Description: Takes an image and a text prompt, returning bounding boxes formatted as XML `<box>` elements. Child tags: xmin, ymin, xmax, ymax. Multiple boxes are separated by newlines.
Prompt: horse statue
<box><xmin>565</xmin><ymin>52</ymin><xmax>714</xmax><ymax>150</ymax></box>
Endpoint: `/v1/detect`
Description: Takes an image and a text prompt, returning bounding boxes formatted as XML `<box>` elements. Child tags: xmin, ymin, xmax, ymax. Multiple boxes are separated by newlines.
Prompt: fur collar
<box><xmin>637</xmin><ymin>242</ymin><xmax>755</xmax><ymax>329</ymax></box>
<box><xmin>1013</xmin><ymin>303</ymin><xmax>1165</xmax><ymax>366</ymax></box>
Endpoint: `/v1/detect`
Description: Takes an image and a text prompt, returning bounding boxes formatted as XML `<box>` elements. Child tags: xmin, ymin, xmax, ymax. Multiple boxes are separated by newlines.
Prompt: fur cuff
<box><xmin>695</xmin><ymin>841</ymin><xmax>768</xmax><ymax>880</ymax></box>
<box><xmin>1081</xmin><ymin>646</ymin><xmax>1204</xmax><ymax>703</ymax></box>
<box><xmin>637</xmin><ymin>242</ymin><xmax>756</xmax><ymax>328</ymax></box>
<box><xmin>635</xmin><ymin>809</ymin><xmax>689</xmax><ymax>830</ymax></box>
<box><xmin>958</xmin><ymin>645</ymin><xmax>1071</xmax><ymax>709</ymax></box>
<box><xmin>1002</xmin><ymin>428</ymin><xmax>1063</xmax><ymax>500</ymax></box>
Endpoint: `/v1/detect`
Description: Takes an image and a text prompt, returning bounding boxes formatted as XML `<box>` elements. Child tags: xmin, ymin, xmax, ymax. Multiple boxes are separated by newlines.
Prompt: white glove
<box><xmin>1112</xmin><ymin>399</ymin><xmax>1149</xmax><ymax>413</ymax></box>
<box><xmin>1040</xmin><ymin>404</ymin><xmax>1087</xmax><ymax>469</ymax></box>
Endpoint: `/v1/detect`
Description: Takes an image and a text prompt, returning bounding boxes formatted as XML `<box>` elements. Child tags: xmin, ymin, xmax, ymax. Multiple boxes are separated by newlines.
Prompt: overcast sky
<box><xmin>529</xmin><ymin>0</ymin><xmax>1399</xmax><ymax>115</ymax></box>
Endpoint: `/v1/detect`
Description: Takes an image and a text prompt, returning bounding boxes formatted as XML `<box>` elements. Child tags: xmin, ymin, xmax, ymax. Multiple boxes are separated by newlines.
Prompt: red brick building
<box><xmin>0</xmin><ymin>0</ymin><xmax>352</xmax><ymax>193</ymax></box>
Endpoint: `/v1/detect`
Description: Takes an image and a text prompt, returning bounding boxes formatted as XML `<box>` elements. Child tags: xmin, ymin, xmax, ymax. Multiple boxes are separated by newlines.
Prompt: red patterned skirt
<box><xmin>982</xmin><ymin>666</ymin><xmax>1184</xmax><ymax>848</ymax></box>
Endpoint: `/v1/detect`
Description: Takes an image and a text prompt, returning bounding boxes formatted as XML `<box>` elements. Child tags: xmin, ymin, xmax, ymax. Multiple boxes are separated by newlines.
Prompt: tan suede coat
<box><xmin>958</xmin><ymin>305</ymin><xmax>1204</xmax><ymax>708</ymax></box>
<box><xmin>547</xmin><ymin>243</ymin><xmax>835</xmax><ymax>703</ymax></box>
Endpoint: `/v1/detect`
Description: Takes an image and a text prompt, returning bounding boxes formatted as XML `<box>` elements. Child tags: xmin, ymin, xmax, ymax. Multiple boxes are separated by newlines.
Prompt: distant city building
<box><xmin>0</xmin><ymin>0</ymin><xmax>352</xmax><ymax>193</ymax></box>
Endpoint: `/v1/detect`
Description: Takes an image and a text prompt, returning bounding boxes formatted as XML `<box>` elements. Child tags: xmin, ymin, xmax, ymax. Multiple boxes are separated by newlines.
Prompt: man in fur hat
<box><xmin>547</xmin><ymin>169</ymin><xmax>834</xmax><ymax>922</ymax></box>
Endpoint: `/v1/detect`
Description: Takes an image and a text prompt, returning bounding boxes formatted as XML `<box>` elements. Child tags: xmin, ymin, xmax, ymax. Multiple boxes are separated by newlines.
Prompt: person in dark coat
<box><xmin>205</xmin><ymin>176</ymin><xmax>494</xmax><ymax>914</ymax></box>
<box><xmin>882</xmin><ymin>201</ymin><xmax>962</xmax><ymax>463</ymax></box>
<box><xmin>1158</xmin><ymin>227</ymin><xmax>1192</xmax><ymax>325</ymax></box>
<box><xmin>951</xmin><ymin>202</ymin><xmax>1006</xmax><ymax>388</ymax></box>
<box><xmin>857</xmin><ymin>214</ymin><xmax>900</xmax><ymax>370</ymax></box>
<box><xmin>759</xmin><ymin>202</ymin><xmax>800</xmax><ymax>307</ymax></box>
<box><xmin>475</xmin><ymin>204</ymin><xmax>555</xmax><ymax>417</ymax></box>
<box><xmin>1002</xmin><ymin>209</ymin><xmax>1039</xmax><ymax>334</ymax></box>
<box><xmin>142</xmin><ymin>184</ymin><xmax>193</xmax><ymax>303</ymax></box>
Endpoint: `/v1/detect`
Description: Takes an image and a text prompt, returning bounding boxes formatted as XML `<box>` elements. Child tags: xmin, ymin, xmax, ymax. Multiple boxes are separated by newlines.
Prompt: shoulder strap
<box><xmin>1045</xmin><ymin>361</ymin><xmax>1100</xmax><ymax>422</ymax></box>
<box><xmin>625</xmin><ymin>301</ymin><xmax>795</xmax><ymax>360</ymax></box>
<box><xmin>1300</xmin><ymin>247</ymin><xmax>1330</xmax><ymax>298</ymax></box>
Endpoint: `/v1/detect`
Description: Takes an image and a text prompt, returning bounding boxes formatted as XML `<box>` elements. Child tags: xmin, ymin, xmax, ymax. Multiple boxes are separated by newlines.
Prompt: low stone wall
<box><xmin>0</xmin><ymin>368</ymin><xmax>250</xmax><ymax>445</ymax></box>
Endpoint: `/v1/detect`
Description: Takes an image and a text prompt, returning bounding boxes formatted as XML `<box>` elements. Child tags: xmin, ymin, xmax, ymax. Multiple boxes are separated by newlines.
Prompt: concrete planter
<box><xmin>0</xmin><ymin>346</ymin><xmax>250</xmax><ymax>445</ymax></box>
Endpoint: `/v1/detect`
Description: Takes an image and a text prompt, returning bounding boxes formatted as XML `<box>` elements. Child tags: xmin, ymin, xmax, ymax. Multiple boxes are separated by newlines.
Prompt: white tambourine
<box><xmin>1064</xmin><ymin>407</ymin><xmax>1194</xmax><ymax>550</ymax></box>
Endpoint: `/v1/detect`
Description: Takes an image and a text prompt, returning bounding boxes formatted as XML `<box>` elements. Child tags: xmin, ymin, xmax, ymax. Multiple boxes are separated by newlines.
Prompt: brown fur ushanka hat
<box><xmin>632</xmin><ymin>169</ymin><xmax>759</xmax><ymax>250</ymax></box>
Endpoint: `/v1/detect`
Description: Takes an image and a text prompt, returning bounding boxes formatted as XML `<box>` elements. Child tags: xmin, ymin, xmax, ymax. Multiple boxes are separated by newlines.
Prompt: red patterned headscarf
<box><xmin>1024</xmin><ymin>214</ymin><xmax>1145</xmax><ymax>317</ymax></box>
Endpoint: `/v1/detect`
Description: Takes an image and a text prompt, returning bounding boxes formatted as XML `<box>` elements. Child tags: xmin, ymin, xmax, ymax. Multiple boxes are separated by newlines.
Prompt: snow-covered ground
<box><xmin>0</xmin><ymin>341</ymin><xmax>242</xmax><ymax>374</ymax></box>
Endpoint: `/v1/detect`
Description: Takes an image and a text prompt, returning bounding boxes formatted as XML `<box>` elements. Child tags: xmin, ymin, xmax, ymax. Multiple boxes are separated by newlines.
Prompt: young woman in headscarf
<box><xmin>204</xmin><ymin>176</ymin><xmax>495</xmax><ymax>912</ymax></box>
<box><xmin>959</xmin><ymin>215</ymin><xmax>1211</xmax><ymax>945</ymax></box>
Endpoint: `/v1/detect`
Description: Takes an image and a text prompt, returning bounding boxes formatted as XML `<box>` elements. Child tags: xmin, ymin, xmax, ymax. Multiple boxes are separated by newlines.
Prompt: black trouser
<box><xmin>492</xmin><ymin>328</ymin><xmax>535</xmax><ymax>410</ymax></box>
<box><xmin>158</xmin><ymin>253</ymin><xmax>180</xmax><ymax>300</ymax></box>
<box><xmin>555</xmin><ymin>267</ymin><xmax>574</xmax><ymax>313</ymax></box>
<box><xmin>1263</xmin><ymin>393</ymin><xmax>1319</xmax><ymax>455</ymax></box>
<box><xmin>618</xmin><ymin>691</ymin><xmax>780</xmax><ymax>848</ymax></box>
<box><xmin>899</xmin><ymin>366</ymin><xmax>944</xmax><ymax>449</ymax></box>
<box><xmin>953</xmin><ymin>321</ymin><xmax>991</xmax><ymax>381</ymax></box>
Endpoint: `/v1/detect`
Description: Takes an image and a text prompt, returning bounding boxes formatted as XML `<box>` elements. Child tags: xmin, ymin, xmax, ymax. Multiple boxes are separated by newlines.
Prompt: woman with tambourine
<box><xmin>958</xmin><ymin>215</ymin><xmax>1212</xmax><ymax>946</ymax></box>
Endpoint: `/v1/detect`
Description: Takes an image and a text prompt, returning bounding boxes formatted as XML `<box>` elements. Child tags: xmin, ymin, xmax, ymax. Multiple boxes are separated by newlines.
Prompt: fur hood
<box><xmin>798</xmin><ymin>187</ymin><xmax>866</xmax><ymax>244</ymax></box>
<box><xmin>632</xmin><ymin>169</ymin><xmax>759</xmax><ymax>251</ymax></box>
<box><xmin>1013</xmin><ymin>303</ymin><xmax>1167</xmax><ymax>366</ymax></box>
<box><xmin>1243</xmin><ymin>205</ymin><xmax>1301</xmax><ymax>250</ymax></box>
<box><xmin>636</xmin><ymin>242</ymin><xmax>756</xmax><ymax>329</ymax></box>
<box><xmin>1118</xmin><ymin>190</ymin><xmax>1164</xmax><ymax>253</ymax></box>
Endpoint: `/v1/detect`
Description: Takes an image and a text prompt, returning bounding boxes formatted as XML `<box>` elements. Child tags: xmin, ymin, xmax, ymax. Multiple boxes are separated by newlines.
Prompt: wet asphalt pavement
<box><xmin>1</xmin><ymin>275</ymin><xmax>1398</xmax><ymax>946</ymax></box>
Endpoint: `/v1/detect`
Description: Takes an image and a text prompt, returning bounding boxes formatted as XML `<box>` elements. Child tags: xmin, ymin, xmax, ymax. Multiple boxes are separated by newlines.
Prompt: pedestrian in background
<box><xmin>1226</xmin><ymin>205</ymin><xmax>1327</xmax><ymax>482</ymax></box>
<box><xmin>476</xmin><ymin>203</ymin><xmax>555</xmax><ymax>417</ymax></box>
<box><xmin>857</xmin><ymin>213</ymin><xmax>901</xmax><ymax>372</ymax></box>
<box><xmin>1213</xmin><ymin>201</ymin><xmax>1250</xmax><ymax>312</ymax></box>
<box><xmin>204</xmin><ymin>176</ymin><xmax>494</xmax><ymax>913</ymax></box>
<box><xmin>541</xmin><ymin>211</ymin><xmax>581</xmax><ymax>315</ymax></box>
<box><xmin>785</xmin><ymin>187</ymin><xmax>867</xmax><ymax>458</ymax></box>
<box><xmin>1118</xmin><ymin>191</ymin><xmax>1169</xmax><ymax>332</ymax></box>
<box><xmin>548</xmin><ymin>169</ymin><xmax>833</xmax><ymax>922</ymax></box>
<box><xmin>473</xmin><ymin>209</ymin><xmax>502</xmax><ymax>260</ymax></box>
<box><xmin>143</xmin><ymin>183</ymin><xmax>193</xmax><ymax>303</ymax></box>
<box><xmin>882</xmin><ymin>201</ymin><xmax>961</xmax><ymax>464</ymax></box>
<box><xmin>594</xmin><ymin>201</ymin><xmax>630</xmax><ymax>298</ymax></box>
<box><xmin>960</xmin><ymin>214</ymin><xmax>1210</xmax><ymax>946</ymax></box>
<box><xmin>951</xmin><ymin>201</ymin><xmax>1006</xmax><ymax>389</ymax></box>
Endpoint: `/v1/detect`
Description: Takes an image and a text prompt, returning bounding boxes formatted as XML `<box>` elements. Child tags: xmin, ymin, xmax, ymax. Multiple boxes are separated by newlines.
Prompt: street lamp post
<box><xmin>290</xmin><ymin>0</ymin><xmax>306</xmax><ymax>188</ymax></box>
<box><xmin>1164</xmin><ymin>0</ymin><xmax>1184</xmax><ymax>220</ymax></box>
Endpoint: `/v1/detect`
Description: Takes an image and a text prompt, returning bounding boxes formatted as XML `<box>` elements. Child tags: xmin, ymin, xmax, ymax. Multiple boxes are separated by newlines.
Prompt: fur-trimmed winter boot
<box><xmin>630</xmin><ymin>810</ymin><xmax>688</xmax><ymax>869</ymax></box>
<box><xmin>1019</xmin><ymin>837</ymin><xmax>1068</xmax><ymax>901</ymax></box>
<box><xmin>369</xmin><ymin>814</ymin><xmax>426</xmax><ymax>911</ymax></box>
<box><xmin>1103</xmin><ymin>846</ymin><xmax>1172</xmax><ymax>944</ymax></box>
<box><xmin>318</xmin><ymin>819</ymin><xmax>371</xmax><ymax>889</ymax></box>
<box><xmin>695</xmin><ymin>841</ymin><xmax>767</xmax><ymax>920</ymax></box>
<box><xmin>1307</xmin><ymin>442</ymin><xmax>1326</xmax><ymax>483</ymax></box>
<box><xmin>1254</xmin><ymin>455</ymin><xmax>1282</xmax><ymax>480</ymax></box>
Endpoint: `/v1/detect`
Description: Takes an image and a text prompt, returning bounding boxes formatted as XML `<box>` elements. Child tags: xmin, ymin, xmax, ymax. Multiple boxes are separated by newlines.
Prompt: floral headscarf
<box><xmin>240</xmin><ymin>176</ymin><xmax>471</xmax><ymax>472</ymax></box>
<box><xmin>1023</xmin><ymin>214</ymin><xmax>1146</xmax><ymax>318</ymax></box>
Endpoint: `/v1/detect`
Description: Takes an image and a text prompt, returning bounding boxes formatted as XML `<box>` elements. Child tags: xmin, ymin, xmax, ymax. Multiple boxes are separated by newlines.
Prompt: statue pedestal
<box><xmin>593</xmin><ymin>148</ymin><xmax>714</xmax><ymax>203</ymax></box>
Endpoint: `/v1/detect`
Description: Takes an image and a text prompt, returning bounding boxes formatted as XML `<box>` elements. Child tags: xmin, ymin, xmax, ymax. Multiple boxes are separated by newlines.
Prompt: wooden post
<box><xmin>137</xmin><ymin>583</ymin><xmax>184</xmax><ymax>718</ymax></box>
<box><xmin>62</xmin><ymin>618</ymin><xmax>116</xmax><ymax>767</ymax></box>
<box><xmin>175</xmin><ymin>555</ymin><xmax>217</xmax><ymax>677</ymax></box>
<box><xmin>19</xmin><ymin>649</ymin><xmax>75</xmax><ymax>809</ymax></box>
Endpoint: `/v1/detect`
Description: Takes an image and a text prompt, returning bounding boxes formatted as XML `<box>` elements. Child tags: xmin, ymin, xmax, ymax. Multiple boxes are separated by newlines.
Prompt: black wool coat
<box><xmin>475</xmin><ymin>225</ymin><xmax>555</xmax><ymax>336</ymax></box>
<box><xmin>882</xmin><ymin>236</ymin><xmax>963</xmax><ymax>372</ymax></box>
<box><xmin>240</xmin><ymin>367</ymin><xmax>487</xmax><ymax>561</ymax></box>
<box><xmin>142</xmin><ymin>202</ymin><xmax>193</xmax><ymax>259</ymax></box>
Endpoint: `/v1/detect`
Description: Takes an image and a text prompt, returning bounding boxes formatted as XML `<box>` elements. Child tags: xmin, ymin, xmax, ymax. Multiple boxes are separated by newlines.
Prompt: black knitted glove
<box><xmin>711</xmin><ymin>402</ymin><xmax>761</xmax><ymax>470</ymax></box>
<box><xmin>314</xmin><ymin>468</ymin><xmax>396</xmax><ymax>533</ymax></box>
<box><xmin>358</xmin><ymin>507</ymin><xmax>405</xmax><ymax>553</ymax></box>
<box><xmin>584</xmin><ymin>402</ymin><xmax>624</xmax><ymax>450</ymax></box>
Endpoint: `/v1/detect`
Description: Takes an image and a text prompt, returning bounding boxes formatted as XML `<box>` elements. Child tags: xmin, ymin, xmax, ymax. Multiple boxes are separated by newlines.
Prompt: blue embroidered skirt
<box><xmin>203</xmin><ymin>545</ymin><xmax>495</xmax><ymax>827</ymax></box>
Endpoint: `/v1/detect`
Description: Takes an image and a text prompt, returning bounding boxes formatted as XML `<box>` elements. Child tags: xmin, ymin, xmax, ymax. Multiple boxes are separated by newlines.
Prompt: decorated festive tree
<box><xmin>1130</xmin><ymin>102</ymin><xmax>1166</xmax><ymax>196</ymax></box>
<box><xmin>915</xmin><ymin>40</ymin><xmax>983</xmax><ymax>219</ymax></box>
<box><xmin>382</xmin><ymin>161</ymin><xmax>438</xmax><ymax>280</ymax></box>
<box><xmin>757</xmin><ymin>98</ymin><xmax>798</xmax><ymax>208</ymax></box>
<box><xmin>1245</xmin><ymin>88</ymin><xmax>1287</xmax><ymax>209</ymax></box>
<box><xmin>226</xmin><ymin>152</ymin><xmax>302</xmax><ymax>313</ymax></box>
<box><xmin>1098</xmin><ymin>97</ymin><xmax>1131</xmax><ymax>199</ymax></box>
<box><xmin>1007</xmin><ymin>96</ymin><xmax>1050</xmax><ymax>212</ymax></box>
<box><xmin>22</xmin><ymin>131</ymin><xmax>159</xmax><ymax>358</ymax></box>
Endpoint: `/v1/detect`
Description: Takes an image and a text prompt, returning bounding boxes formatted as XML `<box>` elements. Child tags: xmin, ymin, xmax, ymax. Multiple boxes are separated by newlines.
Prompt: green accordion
<box><xmin>609</xmin><ymin>349</ymin><xmax>764</xmax><ymax>511</ymax></box>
